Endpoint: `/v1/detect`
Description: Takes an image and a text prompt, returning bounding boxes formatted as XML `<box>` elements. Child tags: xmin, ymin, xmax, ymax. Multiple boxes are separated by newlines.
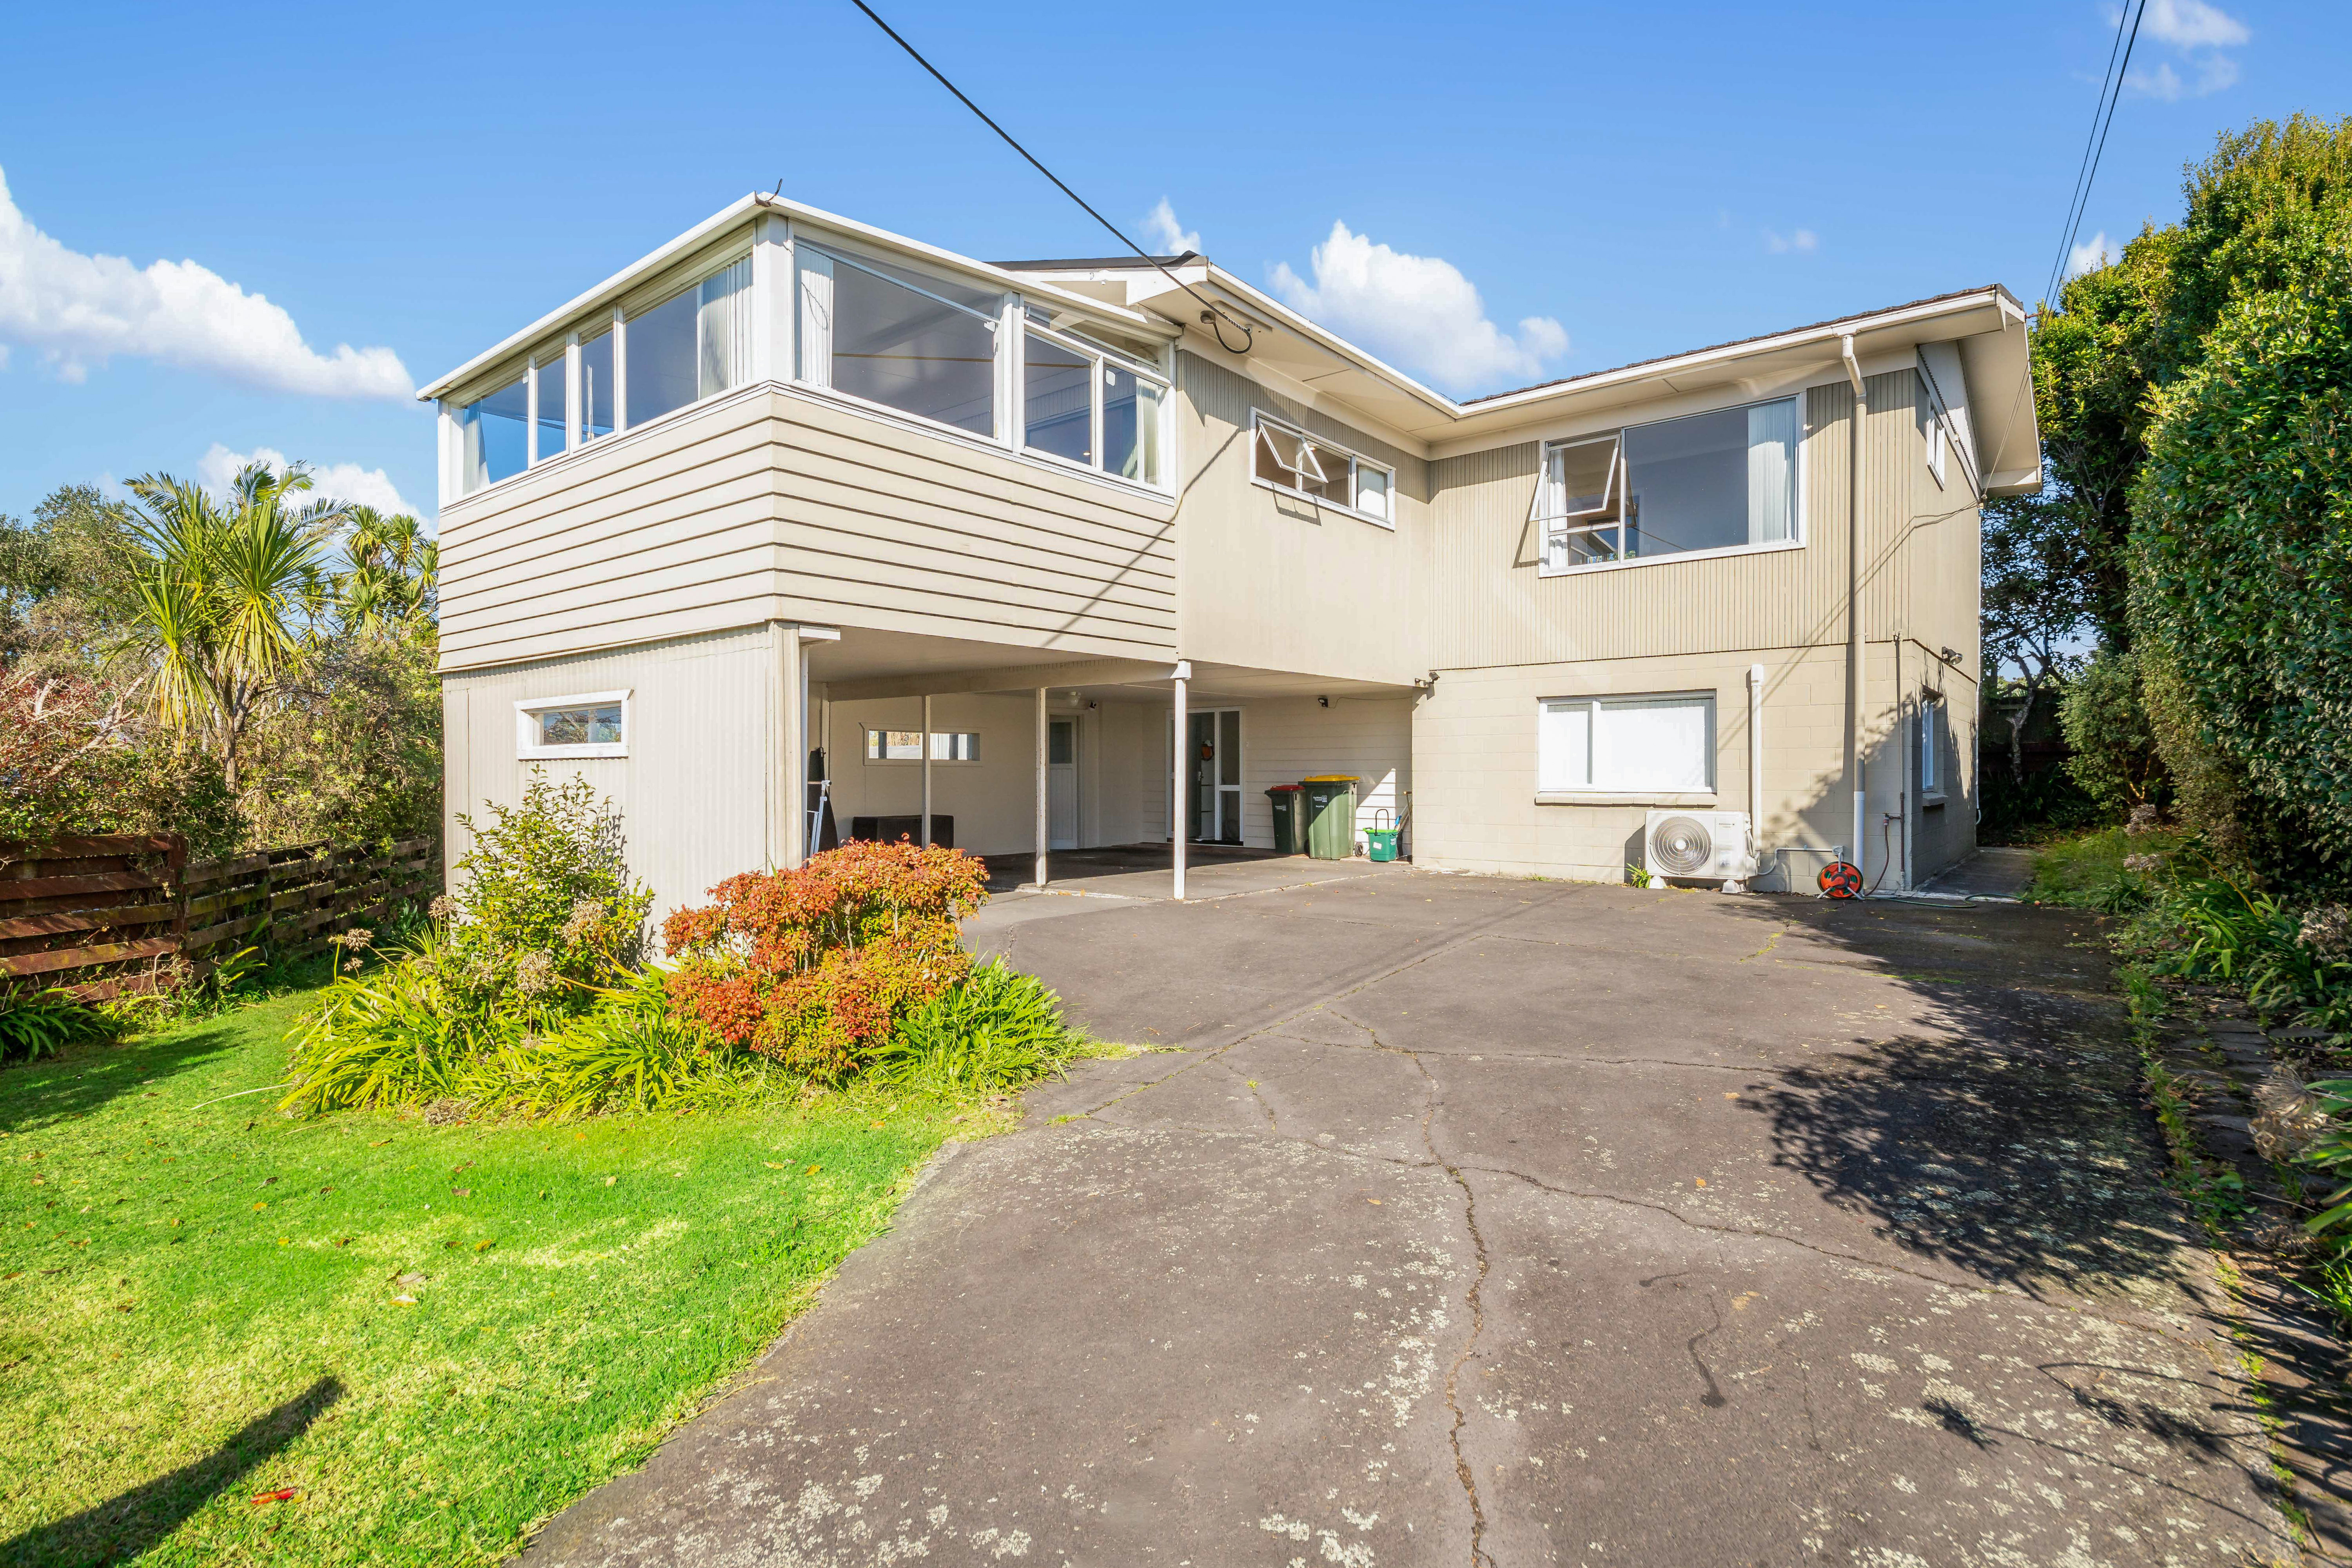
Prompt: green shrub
<box><xmin>2059</xmin><ymin>650</ymin><xmax>2165</xmax><ymax>821</ymax></box>
<box><xmin>444</xmin><ymin>769</ymin><xmax>653</xmax><ymax>1017</ymax></box>
<box><xmin>280</xmin><ymin>929</ymin><xmax>526</xmax><ymax>1113</ymax></box>
<box><xmin>2131</xmin><ymin>229</ymin><xmax>2352</xmax><ymax>892</ymax></box>
<box><xmin>476</xmin><ymin>973</ymin><xmax>763</xmax><ymax>1120</ymax></box>
<box><xmin>867</xmin><ymin>959</ymin><xmax>1088</xmax><ymax>1096</ymax></box>
<box><xmin>0</xmin><ymin>988</ymin><xmax>114</xmax><ymax>1063</ymax></box>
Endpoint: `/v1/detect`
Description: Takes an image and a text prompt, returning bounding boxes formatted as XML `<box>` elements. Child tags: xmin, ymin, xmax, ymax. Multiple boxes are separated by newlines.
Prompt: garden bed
<box><xmin>0</xmin><ymin>984</ymin><xmax>987</xmax><ymax>1566</ymax></box>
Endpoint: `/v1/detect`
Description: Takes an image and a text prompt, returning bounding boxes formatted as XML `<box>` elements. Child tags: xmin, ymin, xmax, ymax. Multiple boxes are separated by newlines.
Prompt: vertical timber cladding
<box><xmin>441</xmin><ymin>627</ymin><xmax>776</xmax><ymax>929</ymax></box>
<box><xmin>1172</xmin><ymin>352</ymin><xmax>1434</xmax><ymax>685</ymax></box>
<box><xmin>1424</xmin><ymin>372</ymin><xmax>1929</xmax><ymax>671</ymax></box>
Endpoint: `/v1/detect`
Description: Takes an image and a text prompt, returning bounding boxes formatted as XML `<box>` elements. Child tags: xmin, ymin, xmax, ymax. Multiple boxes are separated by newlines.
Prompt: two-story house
<box><xmin>421</xmin><ymin>193</ymin><xmax>2039</xmax><ymax>921</ymax></box>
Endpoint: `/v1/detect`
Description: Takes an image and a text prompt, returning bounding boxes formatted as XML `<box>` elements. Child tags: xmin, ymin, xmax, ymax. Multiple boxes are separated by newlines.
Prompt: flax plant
<box><xmin>119</xmin><ymin>461</ymin><xmax>341</xmax><ymax>791</ymax></box>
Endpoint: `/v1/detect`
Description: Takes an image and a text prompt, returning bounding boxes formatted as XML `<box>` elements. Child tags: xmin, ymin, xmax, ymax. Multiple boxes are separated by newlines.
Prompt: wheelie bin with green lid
<box><xmin>1265</xmin><ymin>784</ymin><xmax>1304</xmax><ymax>855</ymax></box>
<box><xmin>1300</xmin><ymin>776</ymin><xmax>1358</xmax><ymax>860</ymax></box>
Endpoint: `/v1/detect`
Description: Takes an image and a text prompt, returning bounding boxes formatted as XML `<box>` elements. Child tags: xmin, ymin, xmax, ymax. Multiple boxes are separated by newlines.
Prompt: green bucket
<box><xmin>1366</xmin><ymin>828</ymin><xmax>1400</xmax><ymax>862</ymax></box>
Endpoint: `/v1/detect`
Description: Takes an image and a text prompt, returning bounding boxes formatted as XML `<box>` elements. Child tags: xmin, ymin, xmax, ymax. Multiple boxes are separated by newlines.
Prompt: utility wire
<box><xmin>2042</xmin><ymin>0</ymin><xmax>2148</xmax><ymax>314</ymax></box>
<box><xmin>847</xmin><ymin>0</ymin><xmax>1255</xmax><ymax>354</ymax></box>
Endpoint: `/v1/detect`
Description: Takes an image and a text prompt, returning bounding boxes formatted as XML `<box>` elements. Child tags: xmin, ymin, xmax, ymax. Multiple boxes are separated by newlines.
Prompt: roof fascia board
<box><xmin>420</xmin><ymin>194</ymin><xmax>1161</xmax><ymax>403</ymax></box>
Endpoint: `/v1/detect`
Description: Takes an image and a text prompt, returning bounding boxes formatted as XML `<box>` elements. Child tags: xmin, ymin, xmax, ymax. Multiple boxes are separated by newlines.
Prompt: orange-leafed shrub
<box><xmin>658</xmin><ymin>841</ymin><xmax>989</xmax><ymax>1079</ymax></box>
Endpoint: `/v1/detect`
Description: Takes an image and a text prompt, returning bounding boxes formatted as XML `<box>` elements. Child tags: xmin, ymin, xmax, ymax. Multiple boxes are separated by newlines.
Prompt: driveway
<box><xmin>521</xmin><ymin>870</ymin><xmax>2299</xmax><ymax>1567</ymax></box>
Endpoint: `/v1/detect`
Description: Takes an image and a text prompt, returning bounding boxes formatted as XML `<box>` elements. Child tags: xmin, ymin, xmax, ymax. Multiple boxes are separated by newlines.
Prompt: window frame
<box><xmin>795</xmin><ymin>239</ymin><xmax>1009</xmax><ymax>447</ymax></box>
<box><xmin>515</xmin><ymin>689</ymin><xmax>631</xmax><ymax>760</ymax></box>
<box><xmin>1918</xmin><ymin>693</ymin><xmax>1946</xmax><ymax>802</ymax></box>
<box><xmin>1534</xmin><ymin>690</ymin><xmax>1718</xmax><ymax>803</ymax></box>
<box><xmin>1247</xmin><ymin>410</ymin><xmax>1397</xmax><ymax>528</ymax></box>
<box><xmin>1017</xmin><ymin>320</ymin><xmax>1172</xmax><ymax>490</ymax></box>
<box><xmin>1535</xmin><ymin>393</ymin><xmax>1806</xmax><ymax>578</ymax></box>
<box><xmin>864</xmin><ymin>727</ymin><xmax>984</xmax><ymax>766</ymax></box>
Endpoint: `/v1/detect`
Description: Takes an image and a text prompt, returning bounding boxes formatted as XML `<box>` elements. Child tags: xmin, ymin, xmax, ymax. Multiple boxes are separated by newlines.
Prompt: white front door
<box><xmin>1048</xmin><ymin>719</ymin><xmax>1079</xmax><ymax>849</ymax></box>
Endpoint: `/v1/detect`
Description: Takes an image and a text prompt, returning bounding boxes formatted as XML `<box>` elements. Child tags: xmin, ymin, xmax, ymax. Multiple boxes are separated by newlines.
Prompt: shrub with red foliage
<box><xmin>659</xmin><ymin>840</ymin><xmax>989</xmax><ymax>1079</ymax></box>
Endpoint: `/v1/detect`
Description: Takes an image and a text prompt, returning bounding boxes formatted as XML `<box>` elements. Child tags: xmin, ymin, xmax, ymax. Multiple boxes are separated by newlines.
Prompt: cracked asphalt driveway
<box><xmin>520</xmin><ymin>872</ymin><xmax>2299</xmax><ymax>1567</ymax></box>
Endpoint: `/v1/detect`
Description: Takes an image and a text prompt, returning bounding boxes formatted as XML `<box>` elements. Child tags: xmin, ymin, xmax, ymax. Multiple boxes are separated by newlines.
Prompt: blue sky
<box><xmin>1</xmin><ymin>0</ymin><xmax>2342</xmax><ymax>527</ymax></box>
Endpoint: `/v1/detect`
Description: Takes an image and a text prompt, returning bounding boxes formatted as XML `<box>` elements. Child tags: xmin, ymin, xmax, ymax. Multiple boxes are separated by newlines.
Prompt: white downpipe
<box><xmin>1841</xmin><ymin>334</ymin><xmax>1868</xmax><ymax>885</ymax></box>
<box><xmin>920</xmin><ymin>692</ymin><xmax>933</xmax><ymax>854</ymax></box>
<box><xmin>1171</xmin><ymin>661</ymin><xmax>1191</xmax><ymax>901</ymax></box>
<box><xmin>1034</xmin><ymin>687</ymin><xmax>1049</xmax><ymax>889</ymax></box>
<box><xmin>1747</xmin><ymin>659</ymin><xmax>1766</xmax><ymax>832</ymax></box>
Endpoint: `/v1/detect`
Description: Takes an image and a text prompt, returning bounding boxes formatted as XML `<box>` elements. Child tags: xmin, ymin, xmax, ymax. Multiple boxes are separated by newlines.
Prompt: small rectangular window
<box><xmin>516</xmin><ymin>691</ymin><xmax>629</xmax><ymax>759</ymax></box>
<box><xmin>865</xmin><ymin>729</ymin><xmax>978</xmax><ymax>762</ymax></box>
<box><xmin>1251</xmin><ymin>412</ymin><xmax>1394</xmax><ymax>523</ymax></box>
<box><xmin>1919</xmin><ymin>696</ymin><xmax>1945</xmax><ymax>794</ymax></box>
<box><xmin>457</xmin><ymin>372</ymin><xmax>529</xmax><ymax>495</ymax></box>
<box><xmin>1538</xmin><ymin>694</ymin><xmax>1714</xmax><ymax>793</ymax></box>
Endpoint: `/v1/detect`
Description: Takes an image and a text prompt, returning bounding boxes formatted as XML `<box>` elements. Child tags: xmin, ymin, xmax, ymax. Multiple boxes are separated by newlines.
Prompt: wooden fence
<box><xmin>0</xmin><ymin>835</ymin><xmax>440</xmax><ymax>1001</ymax></box>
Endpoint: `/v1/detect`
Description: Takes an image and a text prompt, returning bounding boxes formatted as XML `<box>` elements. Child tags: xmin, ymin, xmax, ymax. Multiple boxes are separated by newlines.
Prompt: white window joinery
<box><xmin>454</xmin><ymin>254</ymin><xmax>749</xmax><ymax>497</ymax></box>
<box><xmin>865</xmin><ymin>728</ymin><xmax>980</xmax><ymax>764</ymax></box>
<box><xmin>516</xmin><ymin>691</ymin><xmax>630</xmax><ymax>759</ymax></box>
<box><xmin>798</xmin><ymin>242</ymin><xmax>1002</xmax><ymax>437</ymax></box>
<box><xmin>1918</xmin><ymin>694</ymin><xmax>1946</xmax><ymax>798</ymax></box>
<box><xmin>1538</xmin><ymin>693</ymin><xmax>1715</xmax><ymax>795</ymax></box>
<box><xmin>1021</xmin><ymin>320</ymin><xmax>1167</xmax><ymax>488</ymax></box>
<box><xmin>1537</xmin><ymin>395</ymin><xmax>1800</xmax><ymax>572</ymax></box>
<box><xmin>1250</xmin><ymin>411</ymin><xmax>1395</xmax><ymax>525</ymax></box>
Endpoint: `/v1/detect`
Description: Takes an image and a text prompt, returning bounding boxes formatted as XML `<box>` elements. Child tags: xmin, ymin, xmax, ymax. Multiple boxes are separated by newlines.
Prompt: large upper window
<box><xmin>1251</xmin><ymin>412</ymin><xmax>1394</xmax><ymax>524</ymax></box>
<box><xmin>1539</xmin><ymin>396</ymin><xmax>1798</xmax><ymax>570</ymax></box>
<box><xmin>1539</xmin><ymin>693</ymin><xmax>1715</xmax><ymax>794</ymax></box>
<box><xmin>1022</xmin><ymin>323</ymin><xmax>1167</xmax><ymax>486</ymax></box>
<box><xmin>798</xmin><ymin>244</ymin><xmax>998</xmax><ymax>437</ymax></box>
<box><xmin>532</xmin><ymin>356</ymin><xmax>567</xmax><ymax>465</ymax></box>
<box><xmin>457</xmin><ymin>373</ymin><xmax>529</xmax><ymax>494</ymax></box>
<box><xmin>579</xmin><ymin>327</ymin><xmax>616</xmax><ymax>445</ymax></box>
<box><xmin>624</xmin><ymin>259</ymin><xmax>749</xmax><ymax>429</ymax></box>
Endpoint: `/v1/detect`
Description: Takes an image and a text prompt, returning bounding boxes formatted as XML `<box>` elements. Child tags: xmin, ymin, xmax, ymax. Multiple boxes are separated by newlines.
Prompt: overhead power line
<box><xmin>846</xmin><ymin>1</ymin><xmax>1255</xmax><ymax>354</ymax></box>
<box><xmin>2042</xmin><ymin>0</ymin><xmax>2148</xmax><ymax>313</ymax></box>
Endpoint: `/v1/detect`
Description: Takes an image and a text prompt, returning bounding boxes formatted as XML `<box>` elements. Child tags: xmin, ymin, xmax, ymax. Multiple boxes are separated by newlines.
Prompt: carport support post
<box><xmin>1034</xmin><ymin>687</ymin><xmax>1049</xmax><ymax>889</ymax></box>
<box><xmin>771</xmin><ymin>621</ymin><xmax>808</xmax><ymax>871</ymax></box>
<box><xmin>920</xmin><ymin>693</ymin><xmax>933</xmax><ymax>851</ymax></box>
<box><xmin>1171</xmin><ymin>661</ymin><xmax>1191</xmax><ymax>901</ymax></box>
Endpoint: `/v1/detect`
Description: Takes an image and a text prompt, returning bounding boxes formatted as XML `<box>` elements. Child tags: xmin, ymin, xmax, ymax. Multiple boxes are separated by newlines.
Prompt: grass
<box><xmin>0</xmin><ymin>983</ymin><xmax>978</xmax><ymax>1566</ymax></box>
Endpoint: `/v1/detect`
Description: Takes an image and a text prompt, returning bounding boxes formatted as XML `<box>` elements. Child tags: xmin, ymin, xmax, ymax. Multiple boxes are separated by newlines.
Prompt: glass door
<box><xmin>1186</xmin><ymin>709</ymin><xmax>1242</xmax><ymax>844</ymax></box>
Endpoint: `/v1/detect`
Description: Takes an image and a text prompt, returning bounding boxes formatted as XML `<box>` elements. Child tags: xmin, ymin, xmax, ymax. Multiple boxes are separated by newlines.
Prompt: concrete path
<box><xmin>1915</xmin><ymin>846</ymin><xmax>2038</xmax><ymax>900</ymax></box>
<box><xmin>521</xmin><ymin>872</ymin><xmax>2300</xmax><ymax>1567</ymax></box>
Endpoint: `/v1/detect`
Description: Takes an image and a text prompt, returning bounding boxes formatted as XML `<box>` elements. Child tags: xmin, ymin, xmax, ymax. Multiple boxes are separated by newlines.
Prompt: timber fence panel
<box><xmin>0</xmin><ymin>833</ymin><xmax>441</xmax><ymax>999</ymax></box>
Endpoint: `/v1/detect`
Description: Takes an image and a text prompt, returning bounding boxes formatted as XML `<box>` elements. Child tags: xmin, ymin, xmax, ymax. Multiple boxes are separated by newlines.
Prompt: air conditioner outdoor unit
<box><xmin>1644</xmin><ymin>809</ymin><xmax>1755</xmax><ymax>884</ymax></box>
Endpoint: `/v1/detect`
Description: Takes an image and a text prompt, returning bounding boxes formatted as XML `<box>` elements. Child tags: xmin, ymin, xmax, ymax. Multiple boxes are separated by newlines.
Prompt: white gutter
<box><xmin>1840</xmin><ymin>333</ymin><xmax>1868</xmax><ymax>886</ymax></box>
<box><xmin>418</xmin><ymin>193</ymin><xmax>1166</xmax><ymax>404</ymax></box>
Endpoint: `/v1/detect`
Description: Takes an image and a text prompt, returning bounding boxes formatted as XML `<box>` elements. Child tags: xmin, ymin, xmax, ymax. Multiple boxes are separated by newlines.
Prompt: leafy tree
<box><xmin>1981</xmin><ymin>491</ymin><xmax>2089</xmax><ymax>785</ymax></box>
<box><xmin>118</xmin><ymin>461</ymin><xmax>339</xmax><ymax>793</ymax></box>
<box><xmin>2058</xmin><ymin>649</ymin><xmax>2164</xmax><ymax>818</ymax></box>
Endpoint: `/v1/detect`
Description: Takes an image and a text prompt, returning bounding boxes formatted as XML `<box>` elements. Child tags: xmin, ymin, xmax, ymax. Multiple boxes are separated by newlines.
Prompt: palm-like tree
<box><xmin>121</xmin><ymin>461</ymin><xmax>341</xmax><ymax>791</ymax></box>
<box><xmin>336</xmin><ymin>506</ymin><xmax>438</xmax><ymax>633</ymax></box>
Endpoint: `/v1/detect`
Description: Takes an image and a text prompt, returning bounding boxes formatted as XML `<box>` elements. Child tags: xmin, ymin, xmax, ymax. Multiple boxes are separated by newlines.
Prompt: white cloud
<box><xmin>2066</xmin><ymin>230</ymin><xmax>2119</xmax><ymax>279</ymax></box>
<box><xmin>2121</xmin><ymin>0</ymin><xmax>2247</xmax><ymax>99</ymax></box>
<box><xmin>1143</xmin><ymin>198</ymin><xmax>1201</xmax><ymax>256</ymax></box>
<box><xmin>1764</xmin><ymin>228</ymin><xmax>1820</xmax><ymax>255</ymax></box>
<box><xmin>1269</xmin><ymin>221</ymin><xmax>1568</xmax><ymax>393</ymax></box>
<box><xmin>2141</xmin><ymin>0</ymin><xmax>2247</xmax><ymax>48</ymax></box>
<box><xmin>0</xmin><ymin>164</ymin><xmax>412</xmax><ymax>398</ymax></box>
<box><xmin>197</xmin><ymin>444</ymin><xmax>424</xmax><ymax>520</ymax></box>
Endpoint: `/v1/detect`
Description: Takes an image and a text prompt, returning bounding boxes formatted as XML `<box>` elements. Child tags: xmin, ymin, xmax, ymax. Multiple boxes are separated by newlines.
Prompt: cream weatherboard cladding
<box><xmin>1172</xmin><ymin>353</ymin><xmax>1434</xmax><ymax>687</ymax></box>
<box><xmin>437</xmin><ymin>385</ymin><xmax>1177</xmax><ymax>673</ymax></box>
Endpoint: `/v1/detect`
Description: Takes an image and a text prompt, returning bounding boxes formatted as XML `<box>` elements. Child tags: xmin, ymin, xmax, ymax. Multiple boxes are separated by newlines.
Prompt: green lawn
<box><xmin>0</xmin><ymin>984</ymin><xmax>972</xmax><ymax>1565</ymax></box>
